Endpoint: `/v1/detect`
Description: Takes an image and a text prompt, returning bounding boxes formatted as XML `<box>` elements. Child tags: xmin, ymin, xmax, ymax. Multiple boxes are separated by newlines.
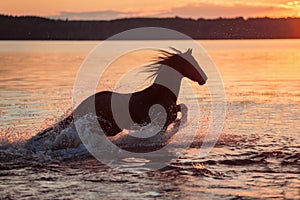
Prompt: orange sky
<box><xmin>0</xmin><ymin>0</ymin><xmax>300</xmax><ymax>20</ymax></box>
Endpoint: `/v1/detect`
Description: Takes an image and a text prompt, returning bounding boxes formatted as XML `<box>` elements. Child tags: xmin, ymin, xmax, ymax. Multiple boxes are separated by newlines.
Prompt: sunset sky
<box><xmin>1</xmin><ymin>0</ymin><xmax>300</xmax><ymax>20</ymax></box>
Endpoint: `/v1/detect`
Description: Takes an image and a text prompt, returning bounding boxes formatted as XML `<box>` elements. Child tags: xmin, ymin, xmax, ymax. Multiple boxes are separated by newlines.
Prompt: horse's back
<box><xmin>73</xmin><ymin>91</ymin><xmax>112</xmax><ymax>116</ymax></box>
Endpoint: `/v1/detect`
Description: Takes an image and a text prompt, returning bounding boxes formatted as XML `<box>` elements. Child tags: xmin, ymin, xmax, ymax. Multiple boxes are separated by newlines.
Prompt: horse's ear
<box><xmin>186</xmin><ymin>48</ymin><xmax>193</xmax><ymax>55</ymax></box>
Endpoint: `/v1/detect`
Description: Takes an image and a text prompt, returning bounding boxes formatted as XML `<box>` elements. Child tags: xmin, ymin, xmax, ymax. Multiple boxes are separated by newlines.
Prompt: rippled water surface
<box><xmin>0</xmin><ymin>40</ymin><xmax>299</xmax><ymax>199</ymax></box>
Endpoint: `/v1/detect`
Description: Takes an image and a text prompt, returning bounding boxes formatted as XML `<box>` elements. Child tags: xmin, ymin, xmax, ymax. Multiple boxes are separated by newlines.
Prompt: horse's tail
<box><xmin>32</xmin><ymin>114</ymin><xmax>74</xmax><ymax>142</ymax></box>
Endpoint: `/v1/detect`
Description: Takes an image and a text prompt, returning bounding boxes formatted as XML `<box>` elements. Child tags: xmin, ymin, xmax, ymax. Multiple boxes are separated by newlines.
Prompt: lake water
<box><xmin>0</xmin><ymin>40</ymin><xmax>299</xmax><ymax>199</ymax></box>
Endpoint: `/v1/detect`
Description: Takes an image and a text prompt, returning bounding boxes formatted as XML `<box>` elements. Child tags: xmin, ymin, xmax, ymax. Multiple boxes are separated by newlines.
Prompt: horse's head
<box><xmin>157</xmin><ymin>48</ymin><xmax>207</xmax><ymax>85</ymax></box>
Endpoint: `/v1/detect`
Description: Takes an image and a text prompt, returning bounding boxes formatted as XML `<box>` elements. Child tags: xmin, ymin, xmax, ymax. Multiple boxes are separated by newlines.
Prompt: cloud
<box><xmin>49</xmin><ymin>10</ymin><xmax>139</xmax><ymax>20</ymax></box>
<box><xmin>49</xmin><ymin>2</ymin><xmax>295</xmax><ymax>20</ymax></box>
<box><xmin>155</xmin><ymin>2</ymin><xmax>294</xmax><ymax>19</ymax></box>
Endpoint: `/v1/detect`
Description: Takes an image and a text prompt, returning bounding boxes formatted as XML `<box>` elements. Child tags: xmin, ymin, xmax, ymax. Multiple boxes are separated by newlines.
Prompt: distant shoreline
<box><xmin>1</xmin><ymin>15</ymin><xmax>300</xmax><ymax>40</ymax></box>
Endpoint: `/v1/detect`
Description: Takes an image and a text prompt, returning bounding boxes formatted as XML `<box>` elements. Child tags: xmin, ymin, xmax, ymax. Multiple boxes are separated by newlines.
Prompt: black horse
<box><xmin>31</xmin><ymin>48</ymin><xmax>207</xmax><ymax>147</ymax></box>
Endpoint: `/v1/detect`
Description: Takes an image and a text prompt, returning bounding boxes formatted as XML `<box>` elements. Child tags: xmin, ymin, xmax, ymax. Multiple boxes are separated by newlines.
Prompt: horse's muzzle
<box><xmin>198</xmin><ymin>77</ymin><xmax>207</xmax><ymax>85</ymax></box>
<box><xmin>198</xmin><ymin>81</ymin><xmax>206</xmax><ymax>86</ymax></box>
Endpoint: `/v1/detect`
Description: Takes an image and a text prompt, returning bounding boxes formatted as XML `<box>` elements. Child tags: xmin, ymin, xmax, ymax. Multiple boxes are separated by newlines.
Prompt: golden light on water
<box><xmin>0</xmin><ymin>37</ymin><xmax>299</xmax><ymax>199</ymax></box>
<box><xmin>193</xmin><ymin>163</ymin><xmax>206</xmax><ymax>170</ymax></box>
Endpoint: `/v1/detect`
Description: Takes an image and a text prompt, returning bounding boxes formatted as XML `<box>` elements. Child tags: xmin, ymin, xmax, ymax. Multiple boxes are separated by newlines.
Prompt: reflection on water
<box><xmin>0</xmin><ymin>40</ymin><xmax>299</xmax><ymax>199</ymax></box>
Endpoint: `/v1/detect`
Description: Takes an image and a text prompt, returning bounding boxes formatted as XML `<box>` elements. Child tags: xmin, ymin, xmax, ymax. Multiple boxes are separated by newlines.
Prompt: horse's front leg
<box><xmin>176</xmin><ymin>103</ymin><xmax>188</xmax><ymax>124</ymax></box>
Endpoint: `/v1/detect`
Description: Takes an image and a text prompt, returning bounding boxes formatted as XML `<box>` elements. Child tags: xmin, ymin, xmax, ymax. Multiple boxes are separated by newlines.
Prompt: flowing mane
<box><xmin>143</xmin><ymin>48</ymin><xmax>191</xmax><ymax>80</ymax></box>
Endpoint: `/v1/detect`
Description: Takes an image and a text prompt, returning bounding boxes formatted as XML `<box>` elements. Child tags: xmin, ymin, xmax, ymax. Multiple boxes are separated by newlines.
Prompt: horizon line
<box><xmin>1</xmin><ymin>13</ymin><xmax>300</xmax><ymax>22</ymax></box>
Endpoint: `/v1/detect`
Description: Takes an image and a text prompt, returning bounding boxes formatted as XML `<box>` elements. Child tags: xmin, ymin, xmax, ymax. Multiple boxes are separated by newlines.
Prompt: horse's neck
<box><xmin>153</xmin><ymin>65</ymin><xmax>183</xmax><ymax>97</ymax></box>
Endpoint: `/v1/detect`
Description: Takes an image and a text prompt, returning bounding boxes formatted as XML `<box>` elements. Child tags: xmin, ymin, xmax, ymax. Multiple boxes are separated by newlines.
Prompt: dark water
<box><xmin>0</xmin><ymin>40</ymin><xmax>299</xmax><ymax>199</ymax></box>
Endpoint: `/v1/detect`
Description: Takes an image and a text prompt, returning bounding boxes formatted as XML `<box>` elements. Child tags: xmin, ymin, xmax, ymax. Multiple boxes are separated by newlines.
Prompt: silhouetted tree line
<box><xmin>0</xmin><ymin>14</ymin><xmax>300</xmax><ymax>40</ymax></box>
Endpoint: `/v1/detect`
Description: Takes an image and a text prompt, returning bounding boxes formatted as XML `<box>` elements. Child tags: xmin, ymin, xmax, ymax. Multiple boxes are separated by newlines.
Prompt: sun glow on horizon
<box><xmin>287</xmin><ymin>1</ymin><xmax>299</xmax><ymax>5</ymax></box>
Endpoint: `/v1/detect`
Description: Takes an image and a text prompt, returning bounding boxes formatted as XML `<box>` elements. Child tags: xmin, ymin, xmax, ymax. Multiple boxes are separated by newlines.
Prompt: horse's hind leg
<box><xmin>98</xmin><ymin>120</ymin><xmax>122</xmax><ymax>136</ymax></box>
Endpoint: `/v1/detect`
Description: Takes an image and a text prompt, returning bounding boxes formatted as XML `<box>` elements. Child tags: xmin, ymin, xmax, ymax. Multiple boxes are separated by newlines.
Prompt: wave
<box><xmin>2</xmin><ymin>112</ymin><xmax>298</xmax><ymax>172</ymax></box>
<box><xmin>17</xmin><ymin>112</ymin><xmax>191</xmax><ymax>160</ymax></box>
